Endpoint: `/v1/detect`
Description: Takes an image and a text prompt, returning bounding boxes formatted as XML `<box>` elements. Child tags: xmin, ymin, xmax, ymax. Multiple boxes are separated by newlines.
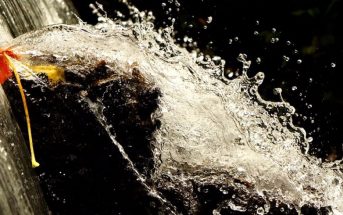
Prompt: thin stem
<box><xmin>5</xmin><ymin>54</ymin><xmax>40</xmax><ymax>168</ymax></box>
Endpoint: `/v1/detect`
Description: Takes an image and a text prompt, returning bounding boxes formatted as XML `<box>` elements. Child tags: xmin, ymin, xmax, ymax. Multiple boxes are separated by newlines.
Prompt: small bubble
<box><xmin>257</xmin><ymin>207</ymin><xmax>265</xmax><ymax>215</ymax></box>
<box><xmin>291</xmin><ymin>86</ymin><xmax>297</xmax><ymax>91</ymax></box>
<box><xmin>280</xmin><ymin>207</ymin><xmax>285</xmax><ymax>212</ymax></box>
<box><xmin>256</xmin><ymin>20</ymin><xmax>260</xmax><ymax>25</ymax></box>
<box><xmin>234</xmin><ymin>36</ymin><xmax>239</xmax><ymax>41</ymax></box>
<box><xmin>207</xmin><ymin>16</ymin><xmax>213</xmax><ymax>24</ymax></box>
<box><xmin>264</xmin><ymin>204</ymin><xmax>270</xmax><ymax>213</ymax></box>
<box><xmin>272</xmin><ymin>28</ymin><xmax>276</xmax><ymax>33</ymax></box>
<box><xmin>331</xmin><ymin>62</ymin><xmax>336</xmax><ymax>68</ymax></box>
<box><xmin>308</xmin><ymin>104</ymin><xmax>312</xmax><ymax>109</ymax></box>
<box><xmin>228</xmin><ymin>39</ymin><xmax>233</xmax><ymax>44</ymax></box>
<box><xmin>286</xmin><ymin>41</ymin><xmax>291</xmax><ymax>45</ymax></box>
<box><xmin>309</xmin><ymin>78</ymin><xmax>313</xmax><ymax>83</ymax></box>
<box><xmin>294</xmin><ymin>49</ymin><xmax>298</xmax><ymax>54</ymax></box>
<box><xmin>270</xmin><ymin>38</ymin><xmax>276</xmax><ymax>43</ymax></box>
<box><xmin>296</xmin><ymin>59</ymin><xmax>302</xmax><ymax>64</ymax></box>
<box><xmin>333</xmin><ymin>178</ymin><xmax>340</xmax><ymax>185</ymax></box>
<box><xmin>253</xmin><ymin>31</ymin><xmax>259</xmax><ymax>36</ymax></box>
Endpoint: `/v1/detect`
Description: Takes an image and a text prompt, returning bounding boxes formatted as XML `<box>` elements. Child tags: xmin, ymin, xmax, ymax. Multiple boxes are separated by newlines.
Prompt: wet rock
<box><xmin>3</xmin><ymin>60</ymin><xmax>168</xmax><ymax>214</ymax></box>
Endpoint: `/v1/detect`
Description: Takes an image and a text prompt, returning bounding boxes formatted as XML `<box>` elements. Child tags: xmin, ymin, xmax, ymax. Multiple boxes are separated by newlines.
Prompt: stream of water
<box><xmin>1</xmin><ymin>1</ymin><xmax>343</xmax><ymax>214</ymax></box>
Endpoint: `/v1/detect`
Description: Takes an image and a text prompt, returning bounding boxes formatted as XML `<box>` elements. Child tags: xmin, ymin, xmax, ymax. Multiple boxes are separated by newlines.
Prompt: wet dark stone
<box><xmin>3</xmin><ymin>61</ymin><xmax>166</xmax><ymax>215</ymax></box>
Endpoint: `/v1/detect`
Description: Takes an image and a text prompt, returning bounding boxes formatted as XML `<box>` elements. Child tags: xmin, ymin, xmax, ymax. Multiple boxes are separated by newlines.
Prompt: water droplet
<box><xmin>227</xmin><ymin>72</ymin><xmax>234</xmax><ymax>78</ymax></box>
<box><xmin>212</xmin><ymin>56</ymin><xmax>221</xmax><ymax>61</ymax></box>
<box><xmin>297</xmin><ymin>59</ymin><xmax>302</xmax><ymax>64</ymax></box>
<box><xmin>207</xmin><ymin>16</ymin><xmax>213</xmax><ymax>24</ymax></box>
<box><xmin>283</xmin><ymin>55</ymin><xmax>290</xmax><ymax>62</ymax></box>
<box><xmin>331</xmin><ymin>62</ymin><xmax>336</xmax><ymax>68</ymax></box>
<box><xmin>212</xmin><ymin>209</ymin><xmax>220</xmax><ymax>215</ymax></box>
<box><xmin>273</xmin><ymin>88</ymin><xmax>282</xmax><ymax>95</ymax></box>
<box><xmin>256</xmin><ymin>57</ymin><xmax>261</xmax><ymax>64</ymax></box>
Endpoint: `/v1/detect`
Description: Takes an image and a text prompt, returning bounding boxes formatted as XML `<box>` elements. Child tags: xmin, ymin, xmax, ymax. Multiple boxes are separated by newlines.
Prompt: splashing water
<box><xmin>4</xmin><ymin>5</ymin><xmax>343</xmax><ymax>214</ymax></box>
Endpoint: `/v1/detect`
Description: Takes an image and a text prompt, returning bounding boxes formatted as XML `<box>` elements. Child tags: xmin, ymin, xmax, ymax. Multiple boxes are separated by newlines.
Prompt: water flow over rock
<box><xmin>2</xmin><ymin>15</ymin><xmax>343</xmax><ymax>214</ymax></box>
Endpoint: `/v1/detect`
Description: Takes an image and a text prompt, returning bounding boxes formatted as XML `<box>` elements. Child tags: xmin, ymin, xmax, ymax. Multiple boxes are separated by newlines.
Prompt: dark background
<box><xmin>71</xmin><ymin>0</ymin><xmax>343</xmax><ymax>161</ymax></box>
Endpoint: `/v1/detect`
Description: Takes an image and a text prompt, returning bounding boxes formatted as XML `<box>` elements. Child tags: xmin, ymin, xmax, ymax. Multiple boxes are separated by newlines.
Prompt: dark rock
<box><xmin>3</xmin><ymin>60</ymin><xmax>167</xmax><ymax>214</ymax></box>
